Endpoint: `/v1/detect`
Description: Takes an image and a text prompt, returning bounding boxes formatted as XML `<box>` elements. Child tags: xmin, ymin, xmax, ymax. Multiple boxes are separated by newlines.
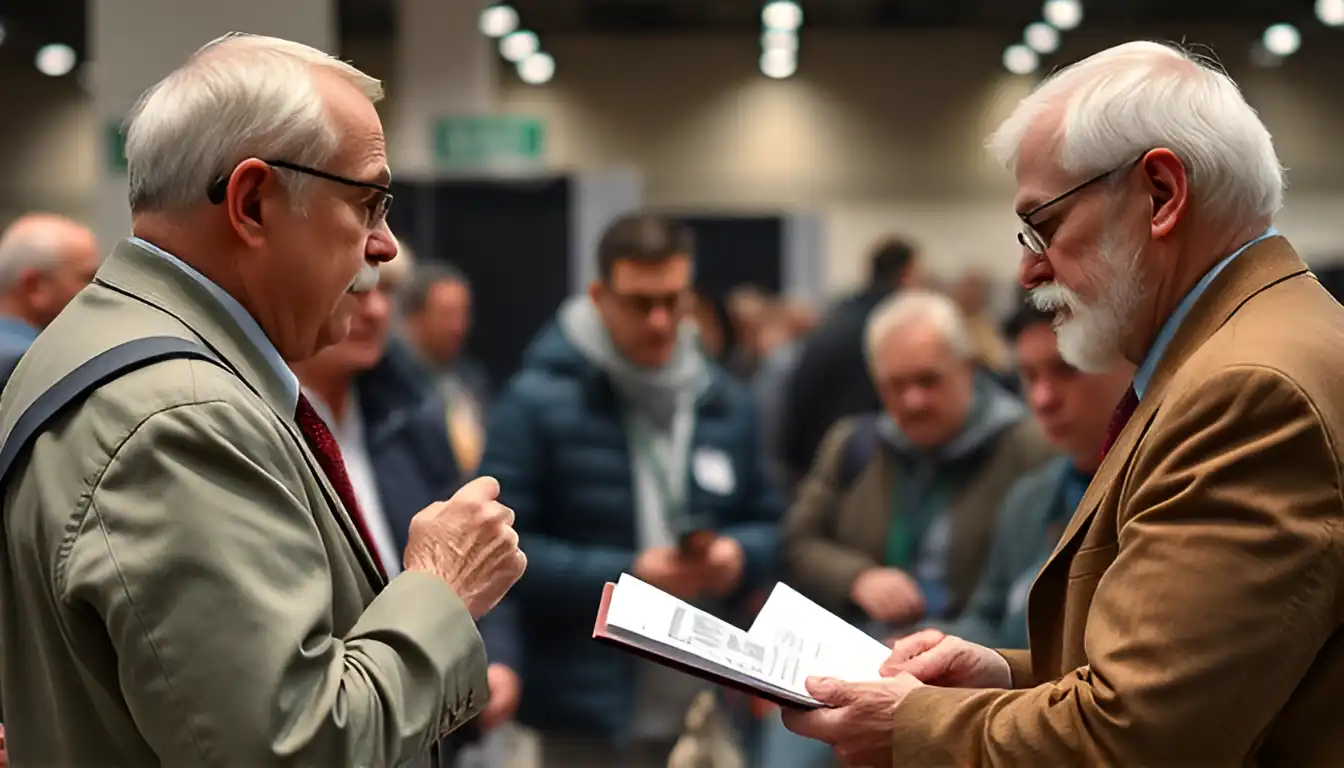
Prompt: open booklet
<box><xmin>592</xmin><ymin>573</ymin><xmax>892</xmax><ymax>709</ymax></box>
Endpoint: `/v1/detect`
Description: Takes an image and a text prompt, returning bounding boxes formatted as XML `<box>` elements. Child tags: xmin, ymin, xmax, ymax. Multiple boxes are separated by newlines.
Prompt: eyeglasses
<box><xmin>206</xmin><ymin>159</ymin><xmax>394</xmax><ymax>229</ymax></box>
<box><xmin>1017</xmin><ymin>153</ymin><xmax>1147</xmax><ymax>255</ymax></box>
<box><xmin>609</xmin><ymin>289</ymin><xmax>691</xmax><ymax>317</ymax></box>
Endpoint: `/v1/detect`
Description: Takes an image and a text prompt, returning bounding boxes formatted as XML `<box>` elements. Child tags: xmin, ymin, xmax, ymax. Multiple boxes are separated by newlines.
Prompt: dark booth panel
<box><xmin>677</xmin><ymin>215</ymin><xmax>785</xmax><ymax>301</ymax></box>
<box><xmin>428</xmin><ymin>177</ymin><xmax>573</xmax><ymax>390</ymax></box>
<box><xmin>1314</xmin><ymin>262</ymin><xmax>1344</xmax><ymax>304</ymax></box>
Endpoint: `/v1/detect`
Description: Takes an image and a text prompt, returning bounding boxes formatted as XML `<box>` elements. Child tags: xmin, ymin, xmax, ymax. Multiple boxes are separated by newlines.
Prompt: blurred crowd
<box><xmin>0</xmin><ymin>205</ymin><xmax>1138</xmax><ymax>768</ymax></box>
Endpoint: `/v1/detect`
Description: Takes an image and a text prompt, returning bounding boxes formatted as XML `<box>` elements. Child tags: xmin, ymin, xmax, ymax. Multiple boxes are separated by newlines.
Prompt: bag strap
<box><xmin>0</xmin><ymin>336</ymin><xmax>222</xmax><ymax>486</ymax></box>
<box><xmin>836</xmin><ymin>414</ymin><xmax>881</xmax><ymax>491</ymax></box>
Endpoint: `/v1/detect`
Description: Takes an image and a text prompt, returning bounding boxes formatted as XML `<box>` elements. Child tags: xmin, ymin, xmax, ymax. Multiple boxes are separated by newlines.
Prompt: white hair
<box><xmin>124</xmin><ymin>32</ymin><xmax>384</xmax><ymax>214</ymax></box>
<box><xmin>864</xmin><ymin>289</ymin><xmax>974</xmax><ymax>371</ymax></box>
<box><xmin>0</xmin><ymin>215</ymin><xmax>89</xmax><ymax>291</ymax></box>
<box><xmin>987</xmin><ymin>41</ymin><xmax>1284</xmax><ymax>225</ymax></box>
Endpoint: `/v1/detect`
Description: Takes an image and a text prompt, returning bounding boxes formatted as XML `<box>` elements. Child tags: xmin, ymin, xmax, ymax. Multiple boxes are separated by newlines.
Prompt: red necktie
<box><xmin>1100</xmin><ymin>385</ymin><xmax>1140</xmax><ymax>460</ymax></box>
<box><xmin>295</xmin><ymin>393</ymin><xmax>386</xmax><ymax>578</ymax></box>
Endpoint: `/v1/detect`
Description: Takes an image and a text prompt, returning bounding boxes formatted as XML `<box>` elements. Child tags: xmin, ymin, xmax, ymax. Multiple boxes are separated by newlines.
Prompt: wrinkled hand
<box><xmin>849</xmin><ymin>567</ymin><xmax>925</xmax><ymax>625</ymax></box>
<box><xmin>634</xmin><ymin>546</ymin><xmax>705</xmax><ymax>600</ymax></box>
<box><xmin>780</xmin><ymin>674</ymin><xmax>923</xmax><ymax>768</ymax></box>
<box><xmin>698</xmin><ymin>535</ymin><xmax>744</xmax><ymax>598</ymax></box>
<box><xmin>880</xmin><ymin>628</ymin><xmax>1011</xmax><ymax>688</ymax></box>
<box><xmin>404</xmin><ymin>476</ymin><xmax>527</xmax><ymax>619</ymax></box>
<box><xmin>477</xmin><ymin>663</ymin><xmax>521</xmax><ymax>732</ymax></box>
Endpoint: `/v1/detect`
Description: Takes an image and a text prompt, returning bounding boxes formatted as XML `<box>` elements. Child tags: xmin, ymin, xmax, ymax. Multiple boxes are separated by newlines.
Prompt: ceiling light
<box><xmin>35</xmin><ymin>43</ymin><xmax>76</xmax><ymax>77</ymax></box>
<box><xmin>517</xmin><ymin>51</ymin><xmax>555</xmax><ymax>85</ymax></box>
<box><xmin>762</xmin><ymin>29</ymin><xmax>798</xmax><ymax>53</ymax></box>
<box><xmin>762</xmin><ymin>1</ymin><xmax>803</xmax><ymax>32</ymax></box>
<box><xmin>1024</xmin><ymin>21</ymin><xmax>1060</xmax><ymax>54</ymax></box>
<box><xmin>1003</xmin><ymin>44</ymin><xmax>1039</xmax><ymax>75</ymax></box>
<box><xmin>1263</xmin><ymin>23</ymin><xmax>1301</xmax><ymax>56</ymax></box>
<box><xmin>1319</xmin><ymin>0</ymin><xmax>1344</xmax><ymax>26</ymax></box>
<box><xmin>1042</xmin><ymin>0</ymin><xmax>1083</xmax><ymax>31</ymax></box>
<box><xmin>760</xmin><ymin>48</ymin><xmax>797</xmax><ymax>79</ymax></box>
<box><xmin>479</xmin><ymin>5</ymin><xmax>519</xmax><ymax>38</ymax></box>
<box><xmin>499</xmin><ymin>30</ymin><xmax>539</xmax><ymax>63</ymax></box>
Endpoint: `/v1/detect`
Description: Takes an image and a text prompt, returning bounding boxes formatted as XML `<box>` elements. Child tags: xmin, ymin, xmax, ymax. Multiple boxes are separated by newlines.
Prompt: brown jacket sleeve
<box><xmin>887</xmin><ymin>366</ymin><xmax>1343</xmax><ymax>766</ymax></box>
<box><xmin>781</xmin><ymin>418</ymin><xmax>880</xmax><ymax>612</ymax></box>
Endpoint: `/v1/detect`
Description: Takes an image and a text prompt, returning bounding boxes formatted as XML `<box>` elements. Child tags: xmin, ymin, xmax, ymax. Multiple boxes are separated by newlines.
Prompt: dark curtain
<box><xmin>388</xmin><ymin>177</ymin><xmax>573</xmax><ymax>390</ymax></box>
<box><xmin>677</xmin><ymin>215</ymin><xmax>785</xmax><ymax>301</ymax></box>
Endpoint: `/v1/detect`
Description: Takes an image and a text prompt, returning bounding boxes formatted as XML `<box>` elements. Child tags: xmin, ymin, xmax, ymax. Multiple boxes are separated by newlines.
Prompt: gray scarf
<box><xmin>557</xmin><ymin>295</ymin><xmax>709</xmax><ymax>428</ymax></box>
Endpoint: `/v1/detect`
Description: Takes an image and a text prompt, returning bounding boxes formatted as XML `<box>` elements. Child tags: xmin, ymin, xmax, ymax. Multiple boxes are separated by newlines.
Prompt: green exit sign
<box><xmin>433</xmin><ymin>115</ymin><xmax>545</xmax><ymax>170</ymax></box>
<box><xmin>105</xmin><ymin>120</ymin><xmax>128</xmax><ymax>174</ymax></box>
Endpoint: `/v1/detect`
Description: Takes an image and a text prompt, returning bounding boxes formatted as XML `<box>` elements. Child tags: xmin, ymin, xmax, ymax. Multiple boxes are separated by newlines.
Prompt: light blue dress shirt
<box><xmin>128</xmin><ymin>237</ymin><xmax>300</xmax><ymax>409</ymax></box>
<box><xmin>1133</xmin><ymin>227</ymin><xmax>1279</xmax><ymax>400</ymax></box>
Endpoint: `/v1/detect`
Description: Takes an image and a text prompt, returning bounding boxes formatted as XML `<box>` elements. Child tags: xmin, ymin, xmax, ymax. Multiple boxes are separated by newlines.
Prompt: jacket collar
<box><xmin>94</xmin><ymin>239</ymin><xmax>298</xmax><ymax>417</ymax></box>
<box><xmin>1040</xmin><ymin>236</ymin><xmax>1310</xmax><ymax>576</ymax></box>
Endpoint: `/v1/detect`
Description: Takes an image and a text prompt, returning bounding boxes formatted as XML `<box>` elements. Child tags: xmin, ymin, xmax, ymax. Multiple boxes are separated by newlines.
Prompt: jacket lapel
<box><xmin>96</xmin><ymin>240</ymin><xmax>387</xmax><ymax>590</ymax></box>
<box><xmin>1034</xmin><ymin>236</ymin><xmax>1312</xmax><ymax>582</ymax></box>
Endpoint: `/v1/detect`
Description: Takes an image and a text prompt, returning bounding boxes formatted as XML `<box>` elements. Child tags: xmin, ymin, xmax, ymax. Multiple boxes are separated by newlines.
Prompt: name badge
<box><xmin>692</xmin><ymin>447</ymin><xmax>736</xmax><ymax>496</ymax></box>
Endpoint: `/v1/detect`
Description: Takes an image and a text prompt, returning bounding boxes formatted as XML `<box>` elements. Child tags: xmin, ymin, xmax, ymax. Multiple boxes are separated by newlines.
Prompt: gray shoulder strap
<box><xmin>0</xmin><ymin>336</ymin><xmax>223</xmax><ymax>487</ymax></box>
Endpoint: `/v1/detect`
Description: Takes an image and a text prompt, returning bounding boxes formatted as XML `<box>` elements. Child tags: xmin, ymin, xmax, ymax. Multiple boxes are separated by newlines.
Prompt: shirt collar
<box><xmin>1133</xmin><ymin>227</ymin><xmax>1278</xmax><ymax>399</ymax></box>
<box><xmin>129</xmin><ymin>236</ymin><xmax>300</xmax><ymax>410</ymax></box>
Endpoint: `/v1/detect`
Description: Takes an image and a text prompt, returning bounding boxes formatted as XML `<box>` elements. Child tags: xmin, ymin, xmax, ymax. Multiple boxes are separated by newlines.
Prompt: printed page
<box><xmin>603</xmin><ymin>573</ymin><xmax>820</xmax><ymax>703</ymax></box>
<box><xmin>747</xmin><ymin>582</ymin><xmax>891</xmax><ymax>682</ymax></box>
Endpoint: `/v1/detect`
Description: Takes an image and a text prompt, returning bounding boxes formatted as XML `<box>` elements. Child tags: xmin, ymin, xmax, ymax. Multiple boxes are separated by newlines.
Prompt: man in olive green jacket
<box><xmin>0</xmin><ymin>33</ymin><xmax>524</xmax><ymax>766</ymax></box>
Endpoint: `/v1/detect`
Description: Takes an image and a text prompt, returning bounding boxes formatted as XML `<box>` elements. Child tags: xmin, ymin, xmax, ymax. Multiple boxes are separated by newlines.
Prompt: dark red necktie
<box><xmin>295</xmin><ymin>393</ymin><xmax>386</xmax><ymax>578</ymax></box>
<box><xmin>1100</xmin><ymin>385</ymin><xmax>1140</xmax><ymax>460</ymax></box>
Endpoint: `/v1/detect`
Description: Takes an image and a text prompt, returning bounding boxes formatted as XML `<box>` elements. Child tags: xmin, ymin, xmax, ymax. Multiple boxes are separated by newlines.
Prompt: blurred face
<box><xmin>1012</xmin><ymin>120</ymin><xmax>1155</xmax><ymax>373</ymax></box>
<box><xmin>27</xmin><ymin>227</ymin><xmax>99</xmax><ymax>327</ymax></box>
<box><xmin>952</xmin><ymin>275</ymin><xmax>988</xmax><ymax>315</ymax></box>
<box><xmin>590</xmin><ymin>255</ymin><xmax>693</xmax><ymax>368</ymax></box>
<box><xmin>1016</xmin><ymin>322</ymin><xmax>1132</xmax><ymax>468</ymax></box>
<box><xmin>308</xmin><ymin>280</ymin><xmax>394</xmax><ymax>375</ymax></box>
<box><xmin>226</xmin><ymin>72</ymin><xmax>397</xmax><ymax>362</ymax></box>
<box><xmin>414</xmin><ymin>279</ymin><xmax>472</xmax><ymax>364</ymax></box>
<box><xmin>871</xmin><ymin>324</ymin><xmax>976</xmax><ymax>449</ymax></box>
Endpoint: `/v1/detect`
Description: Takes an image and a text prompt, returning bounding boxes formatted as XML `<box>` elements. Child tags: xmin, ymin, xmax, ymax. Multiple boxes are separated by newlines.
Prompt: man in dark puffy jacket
<box><xmin>479</xmin><ymin>212</ymin><xmax>783</xmax><ymax>768</ymax></box>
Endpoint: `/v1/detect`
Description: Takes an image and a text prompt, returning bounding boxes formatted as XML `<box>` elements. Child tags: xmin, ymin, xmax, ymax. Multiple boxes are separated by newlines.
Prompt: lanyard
<box><xmin>624</xmin><ymin>398</ymin><xmax>698</xmax><ymax>534</ymax></box>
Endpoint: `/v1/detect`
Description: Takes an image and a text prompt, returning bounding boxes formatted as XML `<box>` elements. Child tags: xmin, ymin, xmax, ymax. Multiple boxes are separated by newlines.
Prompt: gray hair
<box><xmin>864</xmin><ymin>288</ymin><xmax>974</xmax><ymax>372</ymax></box>
<box><xmin>399</xmin><ymin>262</ymin><xmax>471</xmax><ymax>315</ymax></box>
<box><xmin>0</xmin><ymin>215</ymin><xmax>91</xmax><ymax>291</ymax></box>
<box><xmin>986</xmin><ymin>41</ymin><xmax>1283</xmax><ymax>225</ymax></box>
<box><xmin>124</xmin><ymin>32</ymin><xmax>383</xmax><ymax>214</ymax></box>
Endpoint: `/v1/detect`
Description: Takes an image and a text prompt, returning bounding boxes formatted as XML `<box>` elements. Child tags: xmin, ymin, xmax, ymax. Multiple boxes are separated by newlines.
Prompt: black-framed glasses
<box><xmin>206</xmin><ymin>159</ymin><xmax>393</xmax><ymax>228</ymax></box>
<box><xmin>609</xmin><ymin>289</ymin><xmax>692</xmax><ymax>317</ymax></box>
<box><xmin>1017</xmin><ymin>153</ymin><xmax>1147</xmax><ymax>255</ymax></box>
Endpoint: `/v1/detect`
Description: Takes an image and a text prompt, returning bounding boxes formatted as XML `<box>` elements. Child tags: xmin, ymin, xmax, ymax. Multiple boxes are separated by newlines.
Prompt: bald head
<box><xmin>0</xmin><ymin>214</ymin><xmax>99</xmax><ymax>328</ymax></box>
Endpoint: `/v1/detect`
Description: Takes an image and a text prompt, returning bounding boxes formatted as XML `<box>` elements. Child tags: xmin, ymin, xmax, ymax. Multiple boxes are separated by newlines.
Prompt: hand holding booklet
<box><xmin>592</xmin><ymin>573</ymin><xmax>892</xmax><ymax>708</ymax></box>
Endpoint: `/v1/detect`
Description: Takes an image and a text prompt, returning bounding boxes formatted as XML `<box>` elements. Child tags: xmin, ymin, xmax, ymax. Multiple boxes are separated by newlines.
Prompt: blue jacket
<box><xmin>478</xmin><ymin>321</ymin><xmax>784</xmax><ymax>742</ymax></box>
<box><xmin>354</xmin><ymin>339</ymin><xmax>519</xmax><ymax>756</ymax></box>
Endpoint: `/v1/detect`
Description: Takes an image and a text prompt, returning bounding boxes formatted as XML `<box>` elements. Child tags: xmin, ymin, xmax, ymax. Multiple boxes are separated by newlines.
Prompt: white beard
<box><xmin>1029</xmin><ymin>229</ymin><xmax>1144</xmax><ymax>373</ymax></box>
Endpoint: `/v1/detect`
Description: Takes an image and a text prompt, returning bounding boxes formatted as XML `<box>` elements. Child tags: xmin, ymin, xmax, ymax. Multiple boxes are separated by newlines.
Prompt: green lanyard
<box><xmin>884</xmin><ymin>471</ymin><xmax>956</xmax><ymax>568</ymax></box>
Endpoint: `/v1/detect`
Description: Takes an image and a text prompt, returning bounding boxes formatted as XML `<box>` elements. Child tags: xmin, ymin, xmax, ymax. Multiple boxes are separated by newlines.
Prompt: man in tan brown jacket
<box><xmin>782</xmin><ymin>40</ymin><xmax>1344</xmax><ymax>767</ymax></box>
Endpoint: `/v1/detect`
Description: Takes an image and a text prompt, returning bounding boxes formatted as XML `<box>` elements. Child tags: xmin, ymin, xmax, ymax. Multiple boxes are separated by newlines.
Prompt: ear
<box><xmin>587</xmin><ymin>279</ymin><xmax>603</xmax><ymax>305</ymax></box>
<box><xmin>1139</xmin><ymin>148</ymin><xmax>1189</xmax><ymax>239</ymax></box>
<box><xmin>14</xmin><ymin>267</ymin><xmax>45</xmax><ymax>297</ymax></box>
<box><xmin>224</xmin><ymin>159</ymin><xmax>277</xmax><ymax>248</ymax></box>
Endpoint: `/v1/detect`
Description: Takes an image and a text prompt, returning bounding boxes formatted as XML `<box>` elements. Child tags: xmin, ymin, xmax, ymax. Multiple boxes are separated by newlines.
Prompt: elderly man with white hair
<box><xmin>0</xmin><ymin>213</ymin><xmax>99</xmax><ymax>379</ymax></box>
<box><xmin>781</xmin><ymin>40</ymin><xmax>1344</xmax><ymax>766</ymax></box>
<box><xmin>0</xmin><ymin>33</ymin><xmax>525</xmax><ymax>767</ymax></box>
